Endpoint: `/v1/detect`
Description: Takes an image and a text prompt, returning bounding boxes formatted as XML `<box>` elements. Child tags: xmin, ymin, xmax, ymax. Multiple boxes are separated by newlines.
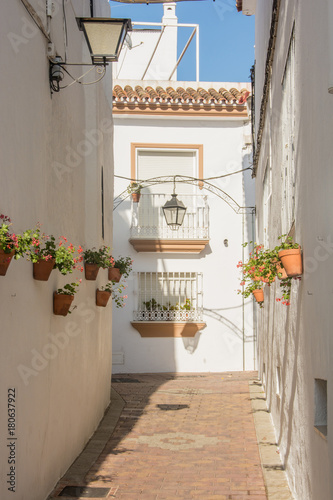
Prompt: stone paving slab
<box><xmin>49</xmin><ymin>372</ymin><xmax>294</xmax><ymax>500</ymax></box>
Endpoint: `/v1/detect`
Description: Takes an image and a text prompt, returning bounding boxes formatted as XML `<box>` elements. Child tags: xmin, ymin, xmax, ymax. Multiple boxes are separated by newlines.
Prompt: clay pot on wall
<box><xmin>96</xmin><ymin>290</ymin><xmax>111</xmax><ymax>307</ymax></box>
<box><xmin>108</xmin><ymin>267</ymin><xmax>121</xmax><ymax>282</ymax></box>
<box><xmin>132</xmin><ymin>192</ymin><xmax>141</xmax><ymax>203</ymax></box>
<box><xmin>84</xmin><ymin>263</ymin><xmax>100</xmax><ymax>281</ymax></box>
<box><xmin>252</xmin><ymin>289</ymin><xmax>264</xmax><ymax>303</ymax></box>
<box><xmin>53</xmin><ymin>292</ymin><xmax>74</xmax><ymax>316</ymax></box>
<box><xmin>33</xmin><ymin>258</ymin><xmax>55</xmax><ymax>281</ymax></box>
<box><xmin>278</xmin><ymin>248</ymin><xmax>302</xmax><ymax>277</ymax></box>
<box><xmin>0</xmin><ymin>249</ymin><xmax>15</xmax><ymax>276</ymax></box>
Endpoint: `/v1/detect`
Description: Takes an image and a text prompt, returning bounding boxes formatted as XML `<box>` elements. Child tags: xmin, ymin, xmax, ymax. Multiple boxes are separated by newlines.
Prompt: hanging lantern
<box><xmin>162</xmin><ymin>193</ymin><xmax>187</xmax><ymax>230</ymax></box>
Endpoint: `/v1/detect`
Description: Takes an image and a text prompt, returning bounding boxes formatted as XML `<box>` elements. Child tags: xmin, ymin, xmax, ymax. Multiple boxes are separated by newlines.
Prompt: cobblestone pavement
<box><xmin>50</xmin><ymin>372</ymin><xmax>293</xmax><ymax>500</ymax></box>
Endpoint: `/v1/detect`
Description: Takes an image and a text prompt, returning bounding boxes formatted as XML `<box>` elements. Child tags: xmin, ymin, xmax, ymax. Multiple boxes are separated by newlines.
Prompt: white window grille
<box><xmin>131</xmin><ymin>193</ymin><xmax>209</xmax><ymax>239</ymax></box>
<box><xmin>133</xmin><ymin>272</ymin><xmax>203</xmax><ymax>322</ymax></box>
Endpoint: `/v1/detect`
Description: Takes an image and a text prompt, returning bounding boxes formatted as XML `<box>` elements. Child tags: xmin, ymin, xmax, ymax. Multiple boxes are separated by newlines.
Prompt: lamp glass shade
<box><xmin>77</xmin><ymin>18</ymin><xmax>132</xmax><ymax>63</ymax></box>
<box><xmin>162</xmin><ymin>194</ymin><xmax>187</xmax><ymax>230</ymax></box>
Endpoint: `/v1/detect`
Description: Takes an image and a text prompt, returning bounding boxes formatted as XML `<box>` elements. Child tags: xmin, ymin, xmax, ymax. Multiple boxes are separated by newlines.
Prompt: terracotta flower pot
<box><xmin>84</xmin><ymin>263</ymin><xmax>100</xmax><ymax>281</ymax></box>
<box><xmin>96</xmin><ymin>289</ymin><xmax>111</xmax><ymax>307</ymax></box>
<box><xmin>131</xmin><ymin>192</ymin><xmax>141</xmax><ymax>203</ymax></box>
<box><xmin>53</xmin><ymin>292</ymin><xmax>74</xmax><ymax>316</ymax></box>
<box><xmin>252</xmin><ymin>289</ymin><xmax>264</xmax><ymax>303</ymax></box>
<box><xmin>0</xmin><ymin>249</ymin><xmax>15</xmax><ymax>276</ymax></box>
<box><xmin>276</xmin><ymin>263</ymin><xmax>288</xmax><ymax>280</ymax></box>
<box><xmin>278</xmin><ymin>248</ymin><xmax>302</xmax><ymax>277</ymax></box>
<box><xmin>33</xmin><ymin>258</ymin><xmax>55</xmax><ymax>281</ymax></box>
<box><xmin>108</xmin><ymin>267</ymin><xmax>122</xmax><ymax>282</ymax></box>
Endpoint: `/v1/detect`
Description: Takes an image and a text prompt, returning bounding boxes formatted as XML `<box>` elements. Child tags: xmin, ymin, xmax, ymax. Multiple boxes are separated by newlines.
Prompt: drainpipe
<box><xmin>251</xmin><ymin>209</ymin><xmax>256</xmax><ymax>370</ymax></box>
<box><xmin>329</xmin><ymin>0</ymin><xmax>333</xmax><ymax>93</ymax></box>
<box><xmin>242</xmin><ymin>212</ymin><xmax>245</xmax><ymax>371</ymax></box>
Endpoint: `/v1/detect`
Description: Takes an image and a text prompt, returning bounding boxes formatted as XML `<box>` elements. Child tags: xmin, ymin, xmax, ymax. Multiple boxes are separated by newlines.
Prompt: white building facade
<box><xmin>249</xmin><ymin>0</ymin><xmax>333</xmax><ymax>498</ymax></box>
<box><xmin>111</xmin><ymin>4</ymin><xmax>256</xmax><ymax>374</ymax></box>
<box><xmin>0</xmin><ymin>1</ymin><xmax>115</xmax><ymax>499</ymax></box>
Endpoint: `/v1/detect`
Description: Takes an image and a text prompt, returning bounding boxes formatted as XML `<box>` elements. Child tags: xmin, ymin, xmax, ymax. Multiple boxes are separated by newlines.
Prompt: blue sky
<box><xmin>109</xmin><ymin>0</ymin><xmax>255</xmax><ymax>82</ymax></box>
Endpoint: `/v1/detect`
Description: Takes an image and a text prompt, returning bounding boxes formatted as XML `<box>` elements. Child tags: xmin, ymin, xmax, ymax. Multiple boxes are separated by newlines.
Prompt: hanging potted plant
<box><xmin>276</xmin><ymin>235</ymin><xmax>302</xmax><ymax>277</ymax></box>
<box><xmin>83</xmin><ymin>245</ymin><xmax>112</xmax><ymax>280</ymax></box>
<box><xmin>54</xmin><ymin>237</ymin><xmax>83</xmax><ymax>276</ymax></box>
<box><xmin>0</xmin><ymin>214</ymin><xmax>31</xmax><ymax>276</ymax></box>
<box><xmin>96</xmin><ymin>281</ymin><xmax>112</xmax><ymax>307</ymax></box>
<box><xmin>25</xmin><ymin>225</ymin><xmax>56</xmax><ymax>281</ymax></box>
<box><xmin>53</xmin><ymin>281</ymin><xmax>81</xmax><ymax>316</ymax></box>
<box><xmin>127</xmin><ymin>182</ymin><xmax>143</xmax><ymax>203</ymax></box>
<box><xmin>107</xmin><ymin>256</ymin><xmax>133</xmax><ymax>282</ymax></box>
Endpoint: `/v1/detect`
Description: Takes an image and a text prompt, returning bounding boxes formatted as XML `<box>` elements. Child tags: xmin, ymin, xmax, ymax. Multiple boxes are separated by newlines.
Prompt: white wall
<box><xmin>113</xmin><ymin>3</ymin><xmax>178</xmax><ymax>80</ymax></box>
<box><xmin>112</xmin><ymin>100</ymin><xmax>255</xmax><ymax>374</ymax></box>
<box><xmin>0</xmin><ymin>1</ymin><xmax>114</xmax><ymax>499</ymax></box>
<box><xmin>255</xmin><ymin>0</ymin><xmax>333</xmax><ymax>498</ymax></box>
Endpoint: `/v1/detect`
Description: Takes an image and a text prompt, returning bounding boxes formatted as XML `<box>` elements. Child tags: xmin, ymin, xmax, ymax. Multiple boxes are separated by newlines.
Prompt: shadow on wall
<box><xmin>204</xmin><ymin>307</ymin><xmax>254</xmax><ymax>343</ymax></box>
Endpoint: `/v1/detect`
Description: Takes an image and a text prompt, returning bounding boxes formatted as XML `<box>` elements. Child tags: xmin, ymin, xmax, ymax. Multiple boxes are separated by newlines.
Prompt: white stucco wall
<box><xmin>255</xmin><ymin>0</ymin><xmax>333</xmax><ymax>498</ymax></box>
<box><xmin>112</xmin><ymin>89</ymin><xmax>256</xmax><ymax>375</ymax></box>
<box><xmin>0</xmin><ymin>1</ymin><xmax>114</xmax><ymax>499</ymax></box>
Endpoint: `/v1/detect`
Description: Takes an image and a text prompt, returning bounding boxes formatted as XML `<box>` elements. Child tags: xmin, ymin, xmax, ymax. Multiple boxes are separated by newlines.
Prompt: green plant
<box><xmin>56</xmin><ymin>280</ymin><xmax>81</xmax><ymax>296</ymax></box>
<box><xmin>276</xmin><ymin>234</ymin><xmax>300</xmax><ymax>250</ymax></box>
<box><xmin>113</xmin><ymin>256</ymin><xmax>133</xmax><ymax>278</ymax></box>
<box><xmin>83</xmin><ymin>245</ymin><xmax>111</xmax><ymax>267</ymax></box>
<box><xmin>143</xmin><ymin>298</ymin><xmax>192</xmax><ymax>311</ymax></box>
<box><xmin>25</xmin><ymin>225</ymin><xmax>56</xmax><ymax>263</ymax></box>
<box><xmin>237</xmin><ymin>279</ymin><xmax>263</xmax><ymax>300</ymax></box>
<box><xmin>127</xmin><ymin>182</ymin><xmax>143</xmax><ymax>194</ymax></box>
<box><xmin>180</xmin><ymin>298</ymin><xmax>192</xmax><ymax>310</ymax></box>
<box><xmin>99</xmin><ymin>281</ymin><xmax>112</xmax><ymax>293</ymax></box>
<box><xmin>0</xmin><ymin>215</ymin><xmax>33</xmax><ymax>259</ymax></box>
<box><xmin>55</xmin><ymin>237</ymin><xmax>83</xmax><ymax>275</ymax></box>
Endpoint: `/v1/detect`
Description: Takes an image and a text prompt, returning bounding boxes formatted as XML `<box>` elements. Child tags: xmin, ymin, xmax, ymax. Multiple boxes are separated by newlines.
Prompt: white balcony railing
<box><xmin>133</xmin><ymin>272</ymin><xmax>204</xmax><ymax>322</ymax></box>
<box><xmin>130</xmin><ymin>194</ymin><xmax>209</xmax><ymax>240</ymax></box>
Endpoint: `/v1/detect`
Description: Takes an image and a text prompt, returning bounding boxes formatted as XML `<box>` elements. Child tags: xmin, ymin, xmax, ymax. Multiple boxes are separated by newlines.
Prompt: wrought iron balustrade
<box><xmin>130</xmin><ymin>194</ymin><xmax>209</xmax><ymax>240</ymax></box>
<box><xmin>133</xmin><ymin>272</ymin><xmax>203</xmax><ymax>322</ymax></box>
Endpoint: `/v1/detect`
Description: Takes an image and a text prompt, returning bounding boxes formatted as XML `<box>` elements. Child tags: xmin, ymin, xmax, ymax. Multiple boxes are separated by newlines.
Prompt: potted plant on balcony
<box><xmin>127</xmin><ymin>182</ymin><xmax>143</xmax><ymax>203</ymax></box>
<box><xmin>53</xmin><ymin>280</ymin><xmax>81</xmax><ymax>316</ymax></box>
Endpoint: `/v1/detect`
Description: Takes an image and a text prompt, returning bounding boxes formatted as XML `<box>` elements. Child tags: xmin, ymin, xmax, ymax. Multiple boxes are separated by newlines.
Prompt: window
<box><xmin>314</xmin><ymin>378</ymin><xmax>327</xmax><ymax>437</ymax></box>
<box><xmin>281</xmin><ymin>30</ymin><xmax>296</xmax><ymax>233</ymax></box>
<box><xmin>131</xmin><ymin>143</ymin><xmax>203</xmax><ymax>193</ymax></box>
<box><xmin>133</xmin><ymin>272</ymin><xmax>203</xmax><ymax>322</ymax></box>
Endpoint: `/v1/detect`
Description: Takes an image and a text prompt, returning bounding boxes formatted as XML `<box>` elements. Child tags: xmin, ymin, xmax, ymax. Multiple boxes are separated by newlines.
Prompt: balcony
<box><xmin>131</xmin><ymin>272</ymin><xmax>206</xmax><ymax>337</ymax></box>
<box><xmin>129</xmin><ymin>194</ymin><xmax>209</xmax><ymax>253</ymax></box>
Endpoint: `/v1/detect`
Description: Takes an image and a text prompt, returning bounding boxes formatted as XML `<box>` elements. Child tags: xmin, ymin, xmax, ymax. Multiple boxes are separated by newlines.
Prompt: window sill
<box><xmin>129</xmin><ymin>238</ymin><xmax>210</xmax><ymax>253</ymax></box>
<box><xmin>131</xmin><ymin>321</ymin><xmax>206</xmax><ymax>338</ymax></box>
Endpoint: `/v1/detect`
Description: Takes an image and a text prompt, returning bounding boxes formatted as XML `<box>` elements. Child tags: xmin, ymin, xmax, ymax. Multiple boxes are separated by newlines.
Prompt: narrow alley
<box><xmin>50</xmin><ymin>373</ymin><xmax>293</xmax><ymax>500</ymax></box>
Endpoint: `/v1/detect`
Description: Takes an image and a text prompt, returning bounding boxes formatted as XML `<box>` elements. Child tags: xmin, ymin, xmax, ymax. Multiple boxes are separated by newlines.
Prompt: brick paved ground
<box><xmin>50</xmin><ymin>372</ymin><xmax>292</xmax><ymax>500</ymax></box>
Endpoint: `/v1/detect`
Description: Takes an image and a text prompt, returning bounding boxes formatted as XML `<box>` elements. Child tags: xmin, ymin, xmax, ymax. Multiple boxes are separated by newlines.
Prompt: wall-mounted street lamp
<box><xmin>50</xmin><ymin>17</ymin><xmax>132</xmax><ymax>92</ymax></box>
<box><xmin>162</xmin><ymin>179</ymin><xmax>187</xmax><ymax>230</ymax></box>
<box><xmin>76</xmin><ymin>18</ymin><xmax>132</xmax><ymax>64</ymax></box>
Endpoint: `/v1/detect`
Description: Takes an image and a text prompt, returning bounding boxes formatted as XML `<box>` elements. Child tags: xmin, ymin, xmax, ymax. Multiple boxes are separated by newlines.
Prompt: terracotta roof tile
<box><xmin>113</xmin><ymin>83</ymin><xmax>250</xmax><ymax>108</ymax></box>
